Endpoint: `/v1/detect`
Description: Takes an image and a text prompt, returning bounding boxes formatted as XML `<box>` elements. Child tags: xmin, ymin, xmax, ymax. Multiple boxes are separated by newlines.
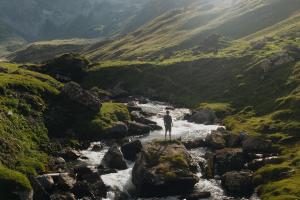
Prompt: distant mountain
<box><xmin>0</xmin><ymin>0</ymin><xmax>152</xmax><ymax>56</ymax></box>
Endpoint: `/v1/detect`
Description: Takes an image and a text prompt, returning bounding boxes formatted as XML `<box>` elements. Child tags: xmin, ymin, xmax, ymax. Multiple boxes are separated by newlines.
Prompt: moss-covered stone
<box><xmin>132</xmin><ymin>140</ymin><xmax>199</xmax><ymax>197</ymax></box>
<box><xmin>0</xmin><ymin>165</ymin><xmax>32</xmax><ymax>200</ymax></box>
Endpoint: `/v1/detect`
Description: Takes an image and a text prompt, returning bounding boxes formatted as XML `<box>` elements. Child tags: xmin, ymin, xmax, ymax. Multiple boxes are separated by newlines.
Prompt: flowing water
<box><xmin>79</xmin><ymin>101</ymin><xmax>260</xmax><ymax>200</ymax></box>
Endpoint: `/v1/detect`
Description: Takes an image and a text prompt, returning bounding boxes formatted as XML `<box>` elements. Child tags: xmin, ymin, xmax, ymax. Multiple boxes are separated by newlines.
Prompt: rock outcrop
<box><xmin>106</xmin><ymin>122</ymin><xmax>128</xmax><ymax>137</ymax></box>
<box><xmin>121</xmin><ymin>140</ymin><xmax>143</xmax><ymax>161</ymax></box>
<box><xmin>242</xmin><ymin>137</ymin><xmax>272</xmax><ymax>153</ymax></box>
<box><xmin>222</xmin><ymin>171</ymin><xmax>253</xmax><ymax>197</ymax></box>
<box><xmin>205</xmin><ymin>131</ymin><xmax>226</xmax><ymax>149</ymax></box>
<box><xmin>186</xmin><ymin>109</ymin><xmax>218</xmax><ymax>125</ymax></box>
<box><xmin>61</xmin><ymin>82</ymin><xmax>102</xmax><ymax>112</ymax></box>
<box><xmin>102</xmin><ymin>145</ymin><xmax>127</xmax><ymax>170</ymax></box>
<box><xmin>127</xmin><ymin>121</ymin><xmax>151</xmax><ymax>135</ymax></box>
<box><xmin>132</xmin><ymin>141</ymin><xmax>199</xmax><ymax>197</ymax></box>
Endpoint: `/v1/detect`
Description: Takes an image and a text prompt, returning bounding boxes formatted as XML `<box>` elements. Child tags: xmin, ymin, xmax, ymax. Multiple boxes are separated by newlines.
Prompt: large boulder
<box><xmin>187</xmin><ymin>109</ymin><xmax>217</xmax><ymax>125</ymax></box>
<box><xmin>102</xmin><ymin>145</ymin><xmax>127</xmax><ymax>170</ymax></box>
<box><xmin>214</xmin><ymin>148</ymin><xmax>245</xmax><ymax>175</ymax></box>
<box><xmin>61</xmin><ymin>82</ymin><xmax>101</xmax><ymax>112</ymax></box>
<box><xmin>106</xmin><ymin>122</ymin><xmax>128</xmax><ymax>137</ymax></box>
<box><xmin>57</xmin><ymin>148</ymin><xmax>81</xmax><ymax>161</ymax></box>
<box><xmin>221</xmin><ymin>171</ymin><xmax>254</xmax><ymax>197</ymax></box>
<box><xmin>57</xmin><ymin>173</ymin><xmax>76</xmax><ymax>190</ymax></box>
<box><xmin>73</xmin><ymin>165</ymin><xmax>102</xmax><ymax>183</ymax></box>
<box><xmin>42</xmin><ymin>53</ymin><xmax>89</xmax><ymax>81</ymax></box>
<box><xmin>121</xmin><ymin>140</ymin><xmax>143</xmax><ymax>161</ymax></box>
<box><xmin>72</xmin><ymin>180</ymin><xmax>107</xmax><ymax>199</ymax></box>
<box><xmin>32</xmin><ymin>175</ymin><xmax>54</xmax><ymax>200</ymax></box>
<box><xmin>205</xmin><ymin>131</ymin><xmax>226</xmax><ymax>149</ymax></box>
<box><xmin>127</xmin><ymin>121</ymin><xmax>151</xmax><ymax>136</ymax></box>
<box><xmin>132</xmin><ymin>141</ymin><xmax>199</xmax><ymax>197</ymax></box>
<box><xmin>242</xmin><ymin>137</ymin><xmax>272</xmax><ymax>153</ymax></box>
<box><xmin>183</xmin><ymin>139</ymin><xmax>206</xmax><ymax>149</ymax></box>
<box><xmin>48</xmin><ymin>157</ymin><xmax>66</xmax><ymax>171</ymax></box>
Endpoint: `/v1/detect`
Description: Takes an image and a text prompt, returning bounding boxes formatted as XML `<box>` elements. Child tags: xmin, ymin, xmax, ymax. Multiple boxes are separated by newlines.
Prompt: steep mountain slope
<box><xmin>84</xmin><ymin>0</ymin><xmax>300</xmax><ymax>61</ymax></box>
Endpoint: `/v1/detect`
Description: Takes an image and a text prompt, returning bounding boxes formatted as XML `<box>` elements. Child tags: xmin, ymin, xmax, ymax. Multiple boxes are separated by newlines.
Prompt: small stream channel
<box><xmin>78</xmin><ymin>101</ymin><xmax>260</xmax><ymax>200</ymax></box>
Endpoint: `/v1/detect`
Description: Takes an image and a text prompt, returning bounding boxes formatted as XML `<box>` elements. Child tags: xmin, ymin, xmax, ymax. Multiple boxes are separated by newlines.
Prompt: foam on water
<box><xmin>79</xmin><ymin>142</ymin><xmax>108</xmax><ymax>167</ymax></box>
<box><xmin>138</xmin><ymin>102</ymin><xmax>221</xmax><ymax>142</ymax></box>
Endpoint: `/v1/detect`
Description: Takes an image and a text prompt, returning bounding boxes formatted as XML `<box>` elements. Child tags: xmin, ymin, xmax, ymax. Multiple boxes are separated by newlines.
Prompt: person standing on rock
<box><xmin>164</xmin><ymin>110</ymin><xmax>173</xmax><ymax>140</ymax></box>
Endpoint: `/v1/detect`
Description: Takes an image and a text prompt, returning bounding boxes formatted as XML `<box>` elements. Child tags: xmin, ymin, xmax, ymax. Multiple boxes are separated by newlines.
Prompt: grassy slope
<box><xmin>0</xmin><ymin>61</ymin><xmax>61</xmax><ymax>197</ymax></box>
<box><xmin>0</xmin><ymin>59</ymin><xmax>132</xmax><ymax>198</ymax></box>
<box><xmin>7</xmin><ymin>39</ymin><xmax>97</xmax><ymax>64</ymax></box>
<box><xmin>84</xmin><ymin>0</ymin><xmax>300</xmax><ymax>61</ymax></box>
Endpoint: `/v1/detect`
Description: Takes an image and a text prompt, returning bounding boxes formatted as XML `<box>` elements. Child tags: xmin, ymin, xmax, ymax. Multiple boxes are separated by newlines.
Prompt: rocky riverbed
<box><xmin>31</xmin><ymin>100</ymin><xmax>279</xmax><ymax>200</ymax></box>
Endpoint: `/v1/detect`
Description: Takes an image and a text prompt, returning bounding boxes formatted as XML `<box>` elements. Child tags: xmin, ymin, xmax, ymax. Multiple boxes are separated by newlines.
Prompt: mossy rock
<box><xmin>132</xmin><ymin>140</ymin><xmax>199</xmax><ymax>197</ymax></box>
<box><xmin>78</xmin><ymin>102</ymin><xmax>130</xmax><ymax>139</ymax></box>
<box><xmin>0</xmin><ymin>166</ymin><xmax>32</xmax><ymax>200</ymax></box>
<box><xmin>196</xmin><ymin>103</ymin><xmax>234</xmax><ymax>118</ymax></box>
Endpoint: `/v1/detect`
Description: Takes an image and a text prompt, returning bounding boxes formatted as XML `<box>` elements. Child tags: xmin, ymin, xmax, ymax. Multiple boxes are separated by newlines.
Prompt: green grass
<box><xmin>0</xmin><ymin>165</ymin><xmax>31</xmax><ymax>199</ymax></box>
<box><xmin>254</xmin><ymin>148</ymin><xmax>300</xmax><ymax>199</ymax></box>
<box><xmin>0</xmin><ymin>62</ymin><xmax>61</xmax><ymax>192</ymax></box>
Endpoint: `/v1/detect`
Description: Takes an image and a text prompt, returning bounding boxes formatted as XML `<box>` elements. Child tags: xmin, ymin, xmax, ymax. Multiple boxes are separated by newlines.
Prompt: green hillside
<box><xmin>84</xmin><ymin>0</ymin><xmax>300</xmax><ymax>61</ymax></box>
<box><xmin>79</xmin><ymin>8</ymin><xmax>300</xmax><ymax>199</ymax></box>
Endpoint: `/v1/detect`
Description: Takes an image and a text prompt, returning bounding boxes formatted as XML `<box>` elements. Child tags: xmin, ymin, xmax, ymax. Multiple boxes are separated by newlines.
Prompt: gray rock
<box><xmin>57</xmin><ymin>173</ymin><xmax>76</xmax><ymax>190</ymax></box>
<box><xmin>107</xmin><ymin>121</ymin><xmax>128</xmax><ymax>137</ymax></box>
<box><xmin>222</xmin><ymin>171</ymin><xmax>253</xmax><ymax>197</ymax></box>
<box><xmin>188</xmin><ymin>109</ymin><xmax>217</xmax><ymax>125</ymax></box>
<box><xmin>132</xmin><ymin>142</ymin><xmax>199</xmax><ymax>197</ymax></box>
<box><xmin>214</xmin><ymin>148</ymin><xmax>245</xmax><ymax>175</ymax></box>
<box><xmin>127</xmin><ymin>121</ymin><xmax>151</xmax><ymax>136</ymax></box>
<box><xmin>242</xmin><ymin>137</ymin><xmax>272</xmax><ymax>153</ymax></box>
<box><xmin>35</xmin><ymin>175</ymin><xmax>55</xmax><ymax>192</ymax></box>
<box><xmin>183</xmin><ymin>138</ymin><xmax>206</xmax><ymax>149</ymax></box>
<box><xmin>59</xmin><ymin>148</ymin><xmax>81</xmax><ymax>161</ymax></box>
<box><xmin>205</xmin><ymin>131</ymin><xmax>226</xmax><ymax>149</ymax></box>
<box><xmin>61</xmin><ymin>82</ymin><xmax>102</xmax><ymax>112</ymax></box>
<box><xmin>121</xmin><ymin>140</ymin><xmax>143</xmax><ymax>161</ymax></box>
<box><xmin>102</xmin><ymin>145</ymin><xmax>127</xmax><ymax>170</ymax></box>
<box><xmin>91</xmin><ymin>144</ymin><xmax>103</xmax><ymax>152</ymax></box>
<box><xmin>72</xmin><ymin>180</ymin><xmax>107</xmax><ymax>199</ymax></box>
